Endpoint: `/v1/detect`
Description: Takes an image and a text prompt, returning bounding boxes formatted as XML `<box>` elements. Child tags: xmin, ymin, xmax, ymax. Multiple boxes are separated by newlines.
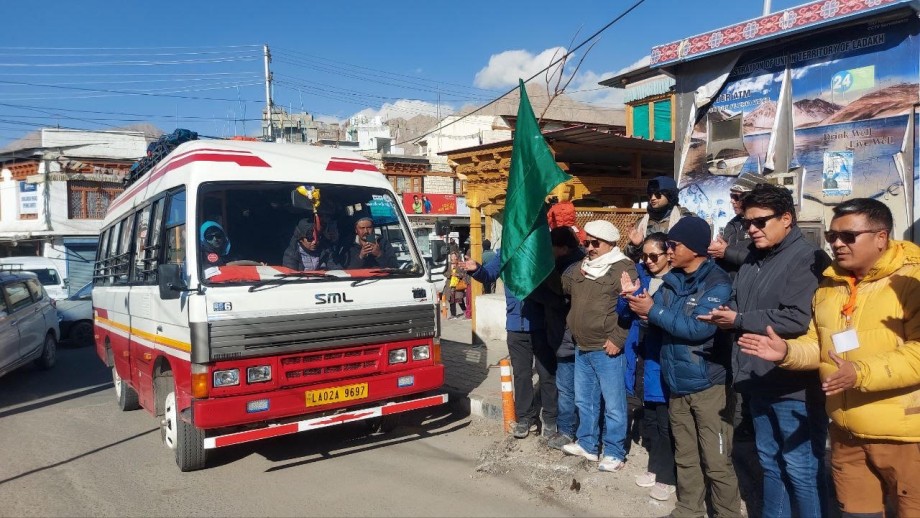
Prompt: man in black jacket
<box><xmin>708</xmin><ymin>172</ymin><xmax>770</xmax><ymax>276</ymax></box>
<box><xmin>700</xmin><ymin>184</ymin><xmax>831</xmax><ymax>518</ymax></box>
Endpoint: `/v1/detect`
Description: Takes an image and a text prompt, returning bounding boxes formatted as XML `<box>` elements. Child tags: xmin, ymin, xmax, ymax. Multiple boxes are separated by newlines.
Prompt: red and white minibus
<box><xmin>93</xmin><ymin>139</ymin><xmax>445</xmax><ymax>471</ymax></box>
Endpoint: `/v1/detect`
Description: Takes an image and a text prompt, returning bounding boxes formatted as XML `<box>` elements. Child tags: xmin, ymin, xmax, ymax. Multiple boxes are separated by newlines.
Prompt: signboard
<box><xmin>678</xmin><ymin>15</ymin><xmax>920</xmax><ymax>236</ymax></box>
<box><xmin>19</xmin><ymin>182</ymin><xmax>38</xmax><ymax>215</ymax></box>
<box><xmin>401</xmin><ymin>193</ymin><xmax>462</xmax><ymax>215</ymax></box>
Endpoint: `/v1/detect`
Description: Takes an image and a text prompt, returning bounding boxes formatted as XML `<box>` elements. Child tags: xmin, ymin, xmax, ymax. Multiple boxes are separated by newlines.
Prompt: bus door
<box><xmin>148</xmin><ymin>189</ymin><xmax>192</xmax><ymax>380</ymax></box>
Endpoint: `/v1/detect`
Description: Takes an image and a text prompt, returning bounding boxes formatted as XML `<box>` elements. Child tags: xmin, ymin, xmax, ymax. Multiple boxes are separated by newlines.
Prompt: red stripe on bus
<box><xmin>326</xmin><ymin>159</ymin><xmax>377</xmax><ymax>172</ymax></box>
<box><xmin>381</xmin><ymin>394</ymin><xmax>448</xmax><ymax>415</ymax></box>
<box><xmin>211</xmin><ymin>422</ymin><xmax>300</xmax><ymax>448</ymax></box>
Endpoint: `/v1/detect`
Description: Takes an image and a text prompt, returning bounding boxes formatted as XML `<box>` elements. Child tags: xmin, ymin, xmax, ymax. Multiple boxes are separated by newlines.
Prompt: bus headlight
<box><xmin>388</xmin><ymin>348</ymin><xmax>407</xmax><ymax>364</ymax></box>
<box><xmin>412</xmin><ymin>345</ymin><xmax>430</xmax><ymax>361</ymax></box>
<box><xmin>247</xmin><ymin>365</ymin><xmax>272</xmax><ymax>384</ymax></box>
<box><xmin>213</xmin><ymin>369</ymin><xmax>240</xmax><ymax>387</ymax></box>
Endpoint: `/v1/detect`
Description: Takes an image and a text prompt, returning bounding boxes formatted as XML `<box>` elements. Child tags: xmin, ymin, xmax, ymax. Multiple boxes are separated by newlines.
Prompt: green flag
<box><xmin>500</xmin><ymin>80</ymin><xmax>572</xmax><ymax>300</ymax></box>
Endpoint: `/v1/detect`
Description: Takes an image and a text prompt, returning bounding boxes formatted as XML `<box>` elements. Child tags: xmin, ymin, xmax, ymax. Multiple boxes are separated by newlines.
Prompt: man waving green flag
<box><xmin>500</xmin><ymin>80</ymin><xmax>572</xmax><ymax>299</ymax></box>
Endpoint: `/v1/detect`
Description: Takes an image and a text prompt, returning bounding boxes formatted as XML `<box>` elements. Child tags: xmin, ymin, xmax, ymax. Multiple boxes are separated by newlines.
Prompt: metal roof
<box><xmin>650</xmin><ymin>0</ymin><xmax>919</xmax><ymax>68</ymax></box>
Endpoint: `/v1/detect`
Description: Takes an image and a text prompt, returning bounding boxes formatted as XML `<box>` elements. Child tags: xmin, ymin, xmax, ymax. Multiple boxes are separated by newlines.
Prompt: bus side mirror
<box><xmin>432</xmin><ymin>241</ymin><xmax>447</xmax><ymax>263</ymax></box>
<box><xmin>158</xmin><ymin>264</ymin><xmax>186</xmax><ymax>300</ymax></box>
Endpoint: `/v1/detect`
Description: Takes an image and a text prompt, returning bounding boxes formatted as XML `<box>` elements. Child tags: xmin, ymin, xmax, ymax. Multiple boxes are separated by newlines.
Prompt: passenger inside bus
<box><xmin>341</xmin><ymin>217</ymin><xmax>398</xmax><ymax>269</ymax></box>
<box><xmin>281</xmin><ymin>215</ymin><xmax>343</xmax><ymax>271</ymax></box>
<box><xmin>199</xmin><ymin>221</ymin><xmax>233</xmax><ymax>267</ymax></box>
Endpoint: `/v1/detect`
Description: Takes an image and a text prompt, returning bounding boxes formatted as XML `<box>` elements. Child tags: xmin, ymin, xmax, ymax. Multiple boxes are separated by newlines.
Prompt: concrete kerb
<box><xmin>440</xmin><ymin>318</ymin><xmax>508</xmax><ymax>423</ymax></box>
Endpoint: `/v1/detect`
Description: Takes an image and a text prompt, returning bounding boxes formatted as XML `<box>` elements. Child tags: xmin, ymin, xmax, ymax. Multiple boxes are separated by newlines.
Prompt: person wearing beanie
<box><xmin>559</xmin><ymin>220</ymin><xmax>637</xmax><ymax>473</ymax></box>
<box><xmin>701</xmin><ymin>184</ymin><xmax>831</xmax><ymax>518</ymax></box>
<box><xmin>626</xmin><ymin>216</ymin><xmax>741</xmax><ymax>518</ymax></box>
<box><xmin>626</xmin><ymin>175</ymin><xmax>691</xmax><ymax>261</ymax></box>
<box><xmin>708</xmin><ymin>172</ymin><xmax>771</xmax><ymax>276</ymax></box>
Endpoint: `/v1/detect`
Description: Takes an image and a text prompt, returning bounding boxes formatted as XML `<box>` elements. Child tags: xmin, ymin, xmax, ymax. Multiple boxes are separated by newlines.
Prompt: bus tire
<box><xmin>113</xmin><ymin>366</ymin><xmax>139</xmax><ymax>411</ymax></box>
<box><xmin>159</xmin><ymin>376</ymin><xmax>206</xmax><ymax>471</ymax></box>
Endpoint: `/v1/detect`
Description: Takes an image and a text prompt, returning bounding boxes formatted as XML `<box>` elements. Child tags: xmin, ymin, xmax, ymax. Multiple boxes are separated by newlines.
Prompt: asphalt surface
<box><xmin>0</xmin><ymin>343</ymin><xmax>601</xmax><ymax>518</ymax></box>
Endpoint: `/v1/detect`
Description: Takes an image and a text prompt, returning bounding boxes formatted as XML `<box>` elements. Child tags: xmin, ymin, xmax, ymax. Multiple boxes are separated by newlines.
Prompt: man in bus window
<box><xmin>200</xmin><ymin>221</ymin><xmax>232</xmax><ymax>268</ymax></box>
<box><xmin>343</xmin><ymin>217</ymin><xmax>397</xmax><ymax>269</ymax></box>
<box><xmin>282</xmin><ymin>216</ymin><xmax>342</xmax><ymax>271</ymax></box>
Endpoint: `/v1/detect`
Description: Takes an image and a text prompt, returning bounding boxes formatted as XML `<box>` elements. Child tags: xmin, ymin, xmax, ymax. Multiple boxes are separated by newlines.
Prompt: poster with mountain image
<box><xmin>680</xmin><ymin>14</ymin><xmax>919</xmax><ymax>238</ymax></box>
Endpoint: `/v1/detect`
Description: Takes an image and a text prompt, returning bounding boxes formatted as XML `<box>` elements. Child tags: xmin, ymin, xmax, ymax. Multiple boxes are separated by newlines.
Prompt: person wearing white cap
<box><xmin>560</xmin><ymin>219</ymin><xmax>637</xmax><ymax>473</ymax></box>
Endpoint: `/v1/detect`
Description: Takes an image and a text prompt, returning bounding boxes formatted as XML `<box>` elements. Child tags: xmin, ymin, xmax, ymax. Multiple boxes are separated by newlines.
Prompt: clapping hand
<box><xmin>625</xmin><ymin>291</ymin><xmax>652</xmax><ymax>320</ymax></box>
<box><xmin>619</xmin><ymin>271</ymin><xmax>640</xmax><ymax>295</ymax></box>
<box><xmin>737</xmin><ymin>326</ymin><xmax>788</xmax><ymax>362</ymax></box>
<box><xmin>697</xmin><ymin>305</ymin><xmax>737</xmax><ymax>329</ymax></box>
<box><xmin>708</xmin><ymin>235</ymin><xmax>727</xmax><ymax>259</ymax></box>
<box><xmin>822</xmin><ymin>350</ymin><xmax>858</xmax><ymax>396</ymax></box>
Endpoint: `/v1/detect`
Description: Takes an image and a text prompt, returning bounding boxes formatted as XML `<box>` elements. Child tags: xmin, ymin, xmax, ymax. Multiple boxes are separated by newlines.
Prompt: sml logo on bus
<box><xmin>315</xmin><ymin>292</ymin><xmax>354</xmax><ymax>305</ymax></box>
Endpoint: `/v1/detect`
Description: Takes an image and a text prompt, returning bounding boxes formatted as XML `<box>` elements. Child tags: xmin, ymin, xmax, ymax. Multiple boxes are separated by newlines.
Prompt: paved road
<box><xmin>0</xmin><ymin>345</ymin><xmax>597</xmax><ymax>518</ymax></box>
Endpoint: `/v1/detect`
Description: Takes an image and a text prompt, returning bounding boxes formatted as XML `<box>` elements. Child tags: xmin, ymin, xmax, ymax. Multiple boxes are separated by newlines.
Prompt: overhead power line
<box><xmin>395</xmin><ymin>0</ymin><xmax>646</xmax><ymax>146</ymax></box>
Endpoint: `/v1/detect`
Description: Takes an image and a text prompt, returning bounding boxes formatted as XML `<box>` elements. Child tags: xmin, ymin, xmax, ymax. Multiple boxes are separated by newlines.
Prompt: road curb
<box><xmin>447</xmin><ymin>389</ymin><xmax>503</xmax><ymax>421</ymax></box>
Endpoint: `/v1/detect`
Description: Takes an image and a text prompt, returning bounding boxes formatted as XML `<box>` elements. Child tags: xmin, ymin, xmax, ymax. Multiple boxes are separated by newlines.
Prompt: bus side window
<box><xmin>106</xmin><ymin>220</ymin><xmax>122</xmax><ymax>286</ymax></box>
<box><xmin>115</xmin><ymin>213</ymin><xmax>135</xmax><ymax>285</ymax></box>
<box><xmin>132</xmin><ymin>204</ymin><xmax>152</xmax><ymax>284</ymax></box>
<box><xmin>95</xmin><ymin>226</ymin><xmax>111</xmax><ymax>287</ymax></box>
<box><xmin>165</xmin><ymin>190</ymin><xmax>187</xmax><ymax>266</ymax></box>
<box><xmin>147</xmin><ymin>199</ymin><xmax>165</xmax><ymax>283</ymax></box>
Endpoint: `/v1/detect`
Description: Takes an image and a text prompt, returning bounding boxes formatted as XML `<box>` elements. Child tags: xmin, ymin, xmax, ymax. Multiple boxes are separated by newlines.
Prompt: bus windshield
<box><xmin>197</xmin><ymin>181</ymin><xmax>423</xmax><ymax>285</ymax></box>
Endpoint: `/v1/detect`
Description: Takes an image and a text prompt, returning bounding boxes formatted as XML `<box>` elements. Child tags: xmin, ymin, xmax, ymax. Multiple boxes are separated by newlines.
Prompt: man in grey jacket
<box><xmin>701</xmin><ymin>184</ymin><xmax>831</xmax><ymax>518</ymax></box>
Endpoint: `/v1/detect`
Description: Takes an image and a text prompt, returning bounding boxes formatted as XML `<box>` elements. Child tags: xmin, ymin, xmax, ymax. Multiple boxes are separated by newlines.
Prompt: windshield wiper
<box><xmin>248</xmin><ymin>271</ymin><xmax>339</xmax><ymax>292</ymax></box>
<box><xmin>349</xmin><ymin>267</ymin><xmax>421</xmax><ymax>287</ymax></box>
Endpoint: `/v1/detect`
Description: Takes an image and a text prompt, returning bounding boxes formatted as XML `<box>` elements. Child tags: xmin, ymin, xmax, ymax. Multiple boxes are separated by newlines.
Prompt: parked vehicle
<box><xmin>94</xmin><ymin>137</ymin><xmax>445</xmax><ymax>471</ymax></box>
<box><xmin>57</xmin><ymin>282</ymin><xmax>93</xmax><ymax>346</ymax></box>
<box><xmin>0</xmin><ymin>269</ymin><xmax>60</xmax><ymax>379</ymax></box>
<box><xmin>0</xmin><ymin>257</ymin><xmax>68</xmax><ymax>300</ymax></box>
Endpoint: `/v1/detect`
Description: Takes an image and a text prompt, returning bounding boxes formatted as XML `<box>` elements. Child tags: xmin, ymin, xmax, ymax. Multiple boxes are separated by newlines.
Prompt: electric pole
<box><xmin>264</xmin><ymin>44</ymin><xmax>274</xmax><ymax>141</ymax></box>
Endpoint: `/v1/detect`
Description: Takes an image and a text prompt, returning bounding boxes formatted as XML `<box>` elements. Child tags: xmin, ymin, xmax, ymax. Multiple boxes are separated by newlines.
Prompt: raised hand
<box><xmin>708</xmin><ymin>235</ymin><xmax>727</xmax><ymax>258</ymax></box>
<box><xmin>628</xmin><ymin>225</ymin><xmax>643</xmax><ymax>246</ymax></box>
<box><xmin>620</xmin><ymin>271</ymin><xmax>640</xmax><ymax>295</ymax></box>
<box><xmin>822</xmin><ymin>350</ymin><xmax>858</xmax><ymax>396</ymax></box>
<box><xmin>461</xmin><ymin>259</ymin><xmax>478</xmax><ymax>272</ymax></box>
<box><xmin>737</xmin><ymin>326</ymin><xmax>788</xmax><ymax>362</ymax></box>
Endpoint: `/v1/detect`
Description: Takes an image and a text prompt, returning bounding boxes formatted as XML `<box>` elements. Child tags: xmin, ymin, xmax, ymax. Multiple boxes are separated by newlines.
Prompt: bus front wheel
<box><xmin>158</xmin><ymin>376</ymin><xmax>206</xmax><ymax>472</ymax></box>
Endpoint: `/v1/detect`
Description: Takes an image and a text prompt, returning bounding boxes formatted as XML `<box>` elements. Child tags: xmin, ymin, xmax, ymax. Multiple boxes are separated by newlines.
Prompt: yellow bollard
<box><xmin>499</xmin><ymin>358</ymin><xmax>516</xmax><ymax>433</ymax></box>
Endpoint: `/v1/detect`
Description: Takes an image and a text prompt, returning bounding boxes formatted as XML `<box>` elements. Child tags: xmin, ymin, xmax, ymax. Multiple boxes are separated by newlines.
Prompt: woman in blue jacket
<box><xmin>618</xmin><ymin>232</ymin><xmax>676</xmax><ymax>501</ymax></box>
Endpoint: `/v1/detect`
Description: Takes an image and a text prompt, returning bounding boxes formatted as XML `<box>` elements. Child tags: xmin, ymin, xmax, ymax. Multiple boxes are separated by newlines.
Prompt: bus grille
<box><xmin>281</xmin><ymin>345</ymin><xmax>381</xmax><ymax>385</ymax></box>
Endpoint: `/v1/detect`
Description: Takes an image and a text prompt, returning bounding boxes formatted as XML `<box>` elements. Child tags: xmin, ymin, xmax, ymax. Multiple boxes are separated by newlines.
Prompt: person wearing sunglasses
<box><xmin>708</xmin><ymin>172</ymin><xmax>770</xmax><ymax>278</ymax></box>
<box><xmin>560</xmin><ymin>220</ymin><xmax>637</xmax><ymax>473</ymax></box>
<box><xmin>617</xmin><ymin>232</ymin><xmax>676</xmax><ymax>501</ymax></box>
<box><xmin>281</xmin><ymin>215</ymin><xmax>343</xmax><ymax>272</ymax></box>
<box><xmin>738</xmin><ymin>198</ymin><xmax>920</xmax><ymax>518</ymax></box>
<box><xmin>625</xmin><ymin>175</ymin><xmax>691</xmax><ymax>262</ymax></box>
<box><xmin>199</xmin><ymin>220</ymin><xmax>234</xmax><ymax>268</ymax></box>
<box><xmin>625</xmin><ymin>216</ymin><xmax>742</xmax><ymax>518</ymax></box>
<box><xmin>700</xmin><ymin>184</ymin><xmax>831</xmax><ymax>518</ymax></box>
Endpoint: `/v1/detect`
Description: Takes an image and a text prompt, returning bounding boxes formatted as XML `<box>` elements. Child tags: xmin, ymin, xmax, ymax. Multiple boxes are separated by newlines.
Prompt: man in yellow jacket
<box><xmin>738</xmin><ymin>198</ymin><xmax>920</xmax><ymax>517</ymax></box>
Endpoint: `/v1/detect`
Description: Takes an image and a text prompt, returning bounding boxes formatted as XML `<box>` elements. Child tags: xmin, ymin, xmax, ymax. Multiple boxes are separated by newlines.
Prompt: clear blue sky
<box><xmin>0</xmin><ymin>0</ymin><xmax>805</xmax><ymax>149</ymax></box>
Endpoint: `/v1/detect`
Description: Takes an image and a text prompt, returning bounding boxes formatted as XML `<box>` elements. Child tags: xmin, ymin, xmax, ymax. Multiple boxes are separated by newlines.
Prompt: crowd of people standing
<box><xmin>462</xmin><ymin>175</ymin><xmax>920</xmax><ymax>518</ymax></box>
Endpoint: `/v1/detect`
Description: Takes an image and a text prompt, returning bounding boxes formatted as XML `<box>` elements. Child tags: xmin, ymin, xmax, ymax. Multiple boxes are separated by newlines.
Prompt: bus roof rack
<box><xmin>125</xmin><ymin>129</ymin><xmax>199</xmax><ymax>188</ymax></box>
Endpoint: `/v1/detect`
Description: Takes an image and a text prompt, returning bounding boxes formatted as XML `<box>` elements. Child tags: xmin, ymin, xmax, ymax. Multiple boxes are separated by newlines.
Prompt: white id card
<box><xmin>831</xmin><ymin>328</ymin><xmax>860</xmax><ymax>354</ymax></box>
<box><xmin>203</xmin><ymin>266</ymin><xmax>221</xmax><ymax>279</ymax></box>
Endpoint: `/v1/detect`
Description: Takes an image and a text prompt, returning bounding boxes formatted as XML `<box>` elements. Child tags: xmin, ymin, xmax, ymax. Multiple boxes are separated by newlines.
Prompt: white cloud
<box><xmin>727</xmin><ymin>73</ymin><xmax>774</xmax><ymax>96</ymax></box>
<box><xmin>350</xmin><ymin>99</ymin><xmax>454</xmax><ymax>121</ymax></box>
<box><xmin>473</xmin><ymin>47</ymin><xmax>567</xmax><ymax>89</ymax></box>
<box><xmin>611</xmin><ymin>55</ymin><xmax>651</xmax><ymax>78</ymax></box>
<box><xmin>565</xmin><ymin>69</ymin><xmax>625</xmax><ymax>108</ymax></box>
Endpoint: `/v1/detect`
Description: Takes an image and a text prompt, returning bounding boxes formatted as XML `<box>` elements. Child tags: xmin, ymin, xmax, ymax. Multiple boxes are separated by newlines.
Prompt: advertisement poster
<box><xmin>679</xmin><ymin>15</ymin><xmax>920</xmax><ymax>236</ymax></box>
<box><xmin>822</xmin><ymin>150</ymin><xmax>854</xmax><ymax>196</ymax></box>
<box><xmin>401</xmin><ymin>193</ymin><xmax>460</xmax><ymax>215</ymax></box>
<box><xmin>18</xmin><ymin>181</ymin><xmax>38</xmax><ymax>215</ymax></box>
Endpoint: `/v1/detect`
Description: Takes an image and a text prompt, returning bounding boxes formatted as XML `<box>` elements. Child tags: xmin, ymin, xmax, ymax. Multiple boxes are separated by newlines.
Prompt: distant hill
<box><xmin>456</xmin><ymin>82</ymin><xmax>624</xmax><ymax>126</ymax></box>
<box><xmin>743</xmin><ymin>100</ymin><xmax>776</xmax><ymax>130</ymax></box>
<box><xmin>794</xmin><ymin>98</ymin><xmax>841</xmax><ymax>126</ymax></box>
<box><xmin>821</xmin><ymin>83</ymin><xmax>919</xmax><ymax>125</ymax></box>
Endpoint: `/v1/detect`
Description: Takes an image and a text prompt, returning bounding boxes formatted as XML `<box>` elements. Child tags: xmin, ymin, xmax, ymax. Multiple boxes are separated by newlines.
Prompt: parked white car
<box><xmin>56</xmin><ymin>282</ymin><xmax>93</xmax><ymax>346</ymax></box>
<box><xmin>0</xmin><ymin>257</ymin><xmax>68</xmax><ymax>300</ymax></box>
<box><xmin>0</xmin><ymin>270</ymin><xmax>60</xmax><ymax>379</ymax></box>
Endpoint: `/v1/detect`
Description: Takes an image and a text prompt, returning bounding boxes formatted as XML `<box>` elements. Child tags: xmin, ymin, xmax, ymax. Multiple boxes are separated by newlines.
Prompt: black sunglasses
<box><xmin>582</xmin><ymin>238</ymin><xmax>606</xmax><ymax>249</ymax></box>
<box><xmin>648</xmin><ymin>191</ymin><xmax>665</xmax><ymax>198</ymax></box>
<box><xmin>729</xmin><ymin>192</ymin><xmax>744</xmax><ymax>201</ymax></box>
<box><xmin>741</xmin><ymin>213</ymin><xmax>780</xmax><ymax>230</ymax></box>
<box><xmin>824</xmin><ymin>229</ymin><xmax>883</xmax><ymax>244</ymax></box>
<box><xmin>666</xmin><ymin>240</ymin><xmax>681</xmax><ymax>250</ymax></box>
<box><xmin>641</xmin><ymin>252</ymin><xmax>664</xmax><ymax>262</ymax></box>
<box><xmin>204</xmin><ymin>231</ymin><xmax>225</xmax><ymax>242</ymax></box>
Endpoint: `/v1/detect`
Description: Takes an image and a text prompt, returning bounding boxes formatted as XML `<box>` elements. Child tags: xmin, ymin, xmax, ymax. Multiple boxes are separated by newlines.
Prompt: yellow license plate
<box><xmin>305</xmin><ymin>383</ymin><xmax>368</xmax><ymax>407</ymax></box>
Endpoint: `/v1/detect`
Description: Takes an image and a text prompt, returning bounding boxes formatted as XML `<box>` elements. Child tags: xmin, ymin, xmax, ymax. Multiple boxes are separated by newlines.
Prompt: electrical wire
<box><xmin>395</xmin><ymin>0</ymin><xmax>646</xmax><ymax>146</ymax></box>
